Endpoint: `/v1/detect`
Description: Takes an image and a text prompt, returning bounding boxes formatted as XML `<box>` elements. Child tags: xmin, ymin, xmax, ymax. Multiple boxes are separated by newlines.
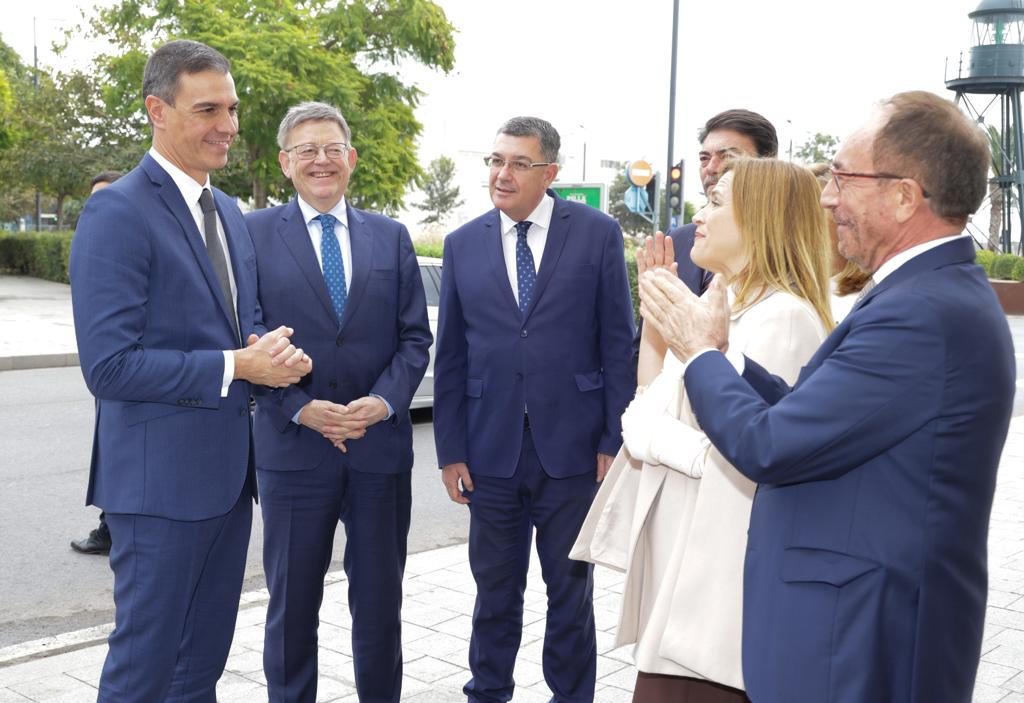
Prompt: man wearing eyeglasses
<box><xmin>433</xmin><ymin>116</ymin><xmax>635</xmax><ymax>702</ymax></box>
<box><xmin>244</xmin><ymin>101</ymin><xmax>432</xmax><ymax>703</ymax></box>
<box><xmin>639</xmin><ymin>92</ymin><xmax>1014</xmax><ymax>702</ymax></box>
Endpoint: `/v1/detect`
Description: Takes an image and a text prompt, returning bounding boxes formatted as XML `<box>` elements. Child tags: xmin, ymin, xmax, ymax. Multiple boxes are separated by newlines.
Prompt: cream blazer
<box><xmin>572</xmin><ymin>288</ymin><xmax>827</xmax><ymax>689</ymax></box>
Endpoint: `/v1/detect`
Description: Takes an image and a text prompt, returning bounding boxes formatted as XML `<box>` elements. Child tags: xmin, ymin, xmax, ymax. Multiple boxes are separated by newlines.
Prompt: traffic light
<box><xmin>668</xmin><ymin>160</ymin><xmax>684</xmax><ymax>221</ymax></box>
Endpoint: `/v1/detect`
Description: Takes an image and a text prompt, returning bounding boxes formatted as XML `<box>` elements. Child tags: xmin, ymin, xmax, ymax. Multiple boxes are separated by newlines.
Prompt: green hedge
<box><xmin>0</xmin><ymin>231</ymin><xmax>74</xmax><ymax>283</ymax></box>
<box><xmin>977</xmin><ymin>250</ymin><xmax>1024</xmax><ymax>282</ymax></box>
<box><xmin>0</xmin><ymin>232</ymin><xmax>647</xmax><ymax>312</ymax></box>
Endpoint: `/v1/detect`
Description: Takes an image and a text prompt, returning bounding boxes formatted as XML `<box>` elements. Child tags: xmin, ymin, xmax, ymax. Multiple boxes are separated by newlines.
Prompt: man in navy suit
<box><xmin>634</xmin><ymin>110</ymin><xmax>778</xmax><ymax>365</ymax></box>
<box><xmin>640</xmin><ymin>91</ymin><xmax>1014</xmax><ymax>702</ymax></box>
<box><xmin>70</xmin><ymin>40</ymin><xmax>311</xmax><ymax>701</ymax></box>
<box><xmin>433</xmin><ymin>117</ymin><xmax>635</xmax><ymax>702</ymax></box>
<box><xmin>246</xmin><ymin>101</ymin><xmax>432</xmax><ymax>703</ymax></box>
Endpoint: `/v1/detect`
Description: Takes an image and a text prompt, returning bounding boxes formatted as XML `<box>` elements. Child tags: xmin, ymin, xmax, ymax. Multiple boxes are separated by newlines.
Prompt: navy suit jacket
<box><xmin>433</xmin><ymin>191</ymin><xmax>636</xmax><ymax>478</ymax></box>
<box><xmin>684</xmin><ymin>237</ymin><xmax>1015</xmax><ymax>702</ymax></box>
<box><xmin>632</xmin><ymin>223</ymin><xmax>707</xmax><ymax>368</ymax></box>
<box><xmin>70</xmin><ymin>153</ymin><xmax>258</xmax><ymax>521</ymax></box>
<box><xmin>245</xmin><ymin>199</ymin><xmax>431</xmax><ymax>474</ymax></box>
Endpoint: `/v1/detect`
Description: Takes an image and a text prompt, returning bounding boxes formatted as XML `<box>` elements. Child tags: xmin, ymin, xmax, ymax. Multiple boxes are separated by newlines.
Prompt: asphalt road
<box><xmin>0</xmin><ymin>367</ymin><xmax>468</xmax><ymax>649</ymax></box>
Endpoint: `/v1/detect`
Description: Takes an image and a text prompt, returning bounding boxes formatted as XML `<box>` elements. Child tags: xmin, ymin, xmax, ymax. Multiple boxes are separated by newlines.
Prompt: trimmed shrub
<box><xmin>0</xmin><ymin>231</ymin><xmax>73</xmax><ymax>283</ymax></box>
<box><xmin>992</xmin><ymin>253</ymin><xmax>1020</xmax><ymax>280</ymax></box>
<box><xmin>414</xmin><ymin>242</ymin><xmax>443</xmax><ymax>259</ymax></box>
<box><xmin>1012</xmin><ymin>258</ymin><xmax>1024</xmax><ymax>282</ymax></box>
<box><xmin>975</xmin><ymin>249</ymin><xmax>997</xmax><ymax>277</ymax></box>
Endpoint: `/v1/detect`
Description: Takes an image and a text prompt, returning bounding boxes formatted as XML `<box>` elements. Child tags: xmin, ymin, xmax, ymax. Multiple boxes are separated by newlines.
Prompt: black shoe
<box><xmin>70</xmin><ymin>528</ymin><xmax>111</xmax><ymax>555</ymax></box>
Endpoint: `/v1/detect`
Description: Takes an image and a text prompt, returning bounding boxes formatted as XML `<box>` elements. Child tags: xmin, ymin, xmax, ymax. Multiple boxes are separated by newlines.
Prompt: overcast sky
<box><xmin>1</xmin><ymin>0</ymin><xmax>986</xmax><ymax>210</ymax></box>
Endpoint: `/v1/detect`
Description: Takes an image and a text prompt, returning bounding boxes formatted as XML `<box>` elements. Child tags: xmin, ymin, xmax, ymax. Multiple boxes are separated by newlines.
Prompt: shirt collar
<box><xmin>499</xmin><ymin>193</ymin><xmax>554</xmax><ymax>235</ymax></box>
<box><xmin>148</xmin><ymin>147</ymin><xmax>211</xmax><ymax>208</ymax></box>
<box><xmin>297</xmin><ymin>195</ymin><xmax>349</xmax><ymax>230</ymax></box>
<box><xmin>871</xmin><ymin>234</ymin><xmax>967</xmax><ymax>285</ymax></box>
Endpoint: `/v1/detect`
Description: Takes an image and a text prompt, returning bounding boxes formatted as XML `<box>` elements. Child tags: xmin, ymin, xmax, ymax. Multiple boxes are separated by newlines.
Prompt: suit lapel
<box><xmin>523</xmin><ymin>195</ymin><xmax>570</xmax><ymax>323</ymax></box>
<box><xmin>341</xmin><ymin>203</ymin><xmax>372</xmax><ymax>331</ymax></box>
<box><xmin>277</xmin><ymin>200</ymin><xmax>338</xmax><ymax>324</ymax></box>
<box><xmin>143</xmin><ymin>155</ymin><xmax>238</xmax><ymax>338</ymax></box>
<box><xmin>484</xmin><ymin>210</ymin><xmax>521</xmax><ymax>315</ymax></box>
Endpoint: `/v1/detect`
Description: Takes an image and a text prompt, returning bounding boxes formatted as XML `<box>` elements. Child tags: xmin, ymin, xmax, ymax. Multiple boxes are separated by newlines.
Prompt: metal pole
<box><xmin>582</xmin><ymin>141</ymin><xmax>587</xmax><ymax>181</ymax></box>
<box><xmin>33</xmin><ymin>17</ymin><xmax>41</xmax><ymax>232</ymax></box>
<box><xmin>663</xmin><ymin>0</ymin><xmax>679</xmax><ymax>233</ymax></box>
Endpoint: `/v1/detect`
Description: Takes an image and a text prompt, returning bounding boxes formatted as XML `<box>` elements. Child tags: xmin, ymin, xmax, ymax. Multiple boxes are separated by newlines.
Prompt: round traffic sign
<box><xmin>626</xmin><ymin>160</ymin><xmax>653</xmax><ymax>187</ymax></box>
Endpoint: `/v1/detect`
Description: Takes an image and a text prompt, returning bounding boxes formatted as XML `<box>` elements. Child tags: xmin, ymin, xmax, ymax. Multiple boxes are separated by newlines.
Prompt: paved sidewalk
<box><xmin>0</xmin><ymin>418</ymin><xmax>1022</xmax><ymax>701</ymax></box>
<box><xmin>0</xmin><ymin>276</ymin><xmax>78</xmax><ymax>370</ymax></box>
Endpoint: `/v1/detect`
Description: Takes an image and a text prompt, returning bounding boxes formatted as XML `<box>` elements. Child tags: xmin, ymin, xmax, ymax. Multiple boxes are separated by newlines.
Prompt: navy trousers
<box><xmin>464</xmin><ymin>427</ymin><xmax>598</xmax><ymax>703</ymax></box>
<box><xmin>258</xmin><ymin>459</ymin><xmax>412</xmax><ymax>703</ymax></box>
<box><xmin>99</xmin><ymin>485</ymin><xmax>252</xmax><ymax>702</ymax></box>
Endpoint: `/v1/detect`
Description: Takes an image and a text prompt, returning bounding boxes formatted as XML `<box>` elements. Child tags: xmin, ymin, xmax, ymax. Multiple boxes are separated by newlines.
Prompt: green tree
<box><xmin>2</xmin><ymin>68</ymin><xmax>148</xmax><ymax>228</ymax></box>
<box><xmin>86</xmin><ymin>0</ymin><xmax>456</xmax><ymax>211</ymax></box>
<box><xmin>794</xmin><ymin>132</ymin><xmax>839</xmax><ymax>164</ymax></box>
<box><xmin>414</xmin><ymin>155</ymin><xmax>463</xmax><ymax>225</ymax></box>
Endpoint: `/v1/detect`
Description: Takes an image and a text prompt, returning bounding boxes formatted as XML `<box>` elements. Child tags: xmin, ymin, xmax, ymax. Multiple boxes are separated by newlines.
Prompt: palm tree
<box><xmin>986</xmin><ymin>125</ymin><xmax>1017</xmax><ymax>252</ymax></box>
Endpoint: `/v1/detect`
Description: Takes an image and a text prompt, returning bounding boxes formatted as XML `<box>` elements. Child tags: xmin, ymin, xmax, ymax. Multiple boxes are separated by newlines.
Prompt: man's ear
<box><xmin>893</xmin><ymin>178</ymin><xmax>927</xmax><ymax>224</ymax></box>
<box><xmin>145</xmin><ymin>95</ymin><xmax>167</xmax><ymax>130</ymax></box>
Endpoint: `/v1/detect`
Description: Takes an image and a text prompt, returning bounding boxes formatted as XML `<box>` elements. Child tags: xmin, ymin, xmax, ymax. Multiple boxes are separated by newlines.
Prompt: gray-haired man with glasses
<box><xmin>245</xmin><ymin>101</ymin><xmax>432</xmax><ymax>703</ymax></box>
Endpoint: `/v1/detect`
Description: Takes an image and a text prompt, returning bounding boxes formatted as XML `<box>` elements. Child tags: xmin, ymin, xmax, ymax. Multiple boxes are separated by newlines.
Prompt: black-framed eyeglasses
<box><xmin>484</xmin><ymin>156</ymin><xmax>553</xmax><ymax>172</ymax></box>
<box><xmin>830</xmin><ymin>169</ymin><xmax>930</xmax><ymax>198</ymax></box>
<box><xmin>286</xmin><ymin>142</ymin><xmax>350</xmax><ymax>161</ymax></box>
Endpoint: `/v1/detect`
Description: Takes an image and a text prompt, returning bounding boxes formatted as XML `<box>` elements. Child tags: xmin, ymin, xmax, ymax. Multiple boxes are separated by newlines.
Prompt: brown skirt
<box><xmin>632</xmin><ymin>672</ymin><xmax>752</xmax><ymax>703</ymax></box>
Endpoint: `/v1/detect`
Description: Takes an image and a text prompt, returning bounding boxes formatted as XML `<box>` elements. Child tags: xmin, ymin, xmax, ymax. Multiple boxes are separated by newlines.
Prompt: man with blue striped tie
<box><xmin>245</xmin><ymin>101</ymin><xmax>432</xmax><ymax>703</ymax></box>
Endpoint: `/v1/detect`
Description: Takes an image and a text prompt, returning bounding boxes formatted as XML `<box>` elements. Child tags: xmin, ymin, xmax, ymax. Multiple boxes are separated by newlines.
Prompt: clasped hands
<box><xmin>234</xmin><ymin>325</ymin><xmax>312</xmax><ymax>387</ymax></box>
<box><xmin>637</xmin><ymin>232</ymin><xmax>730</xmax><ymax>362</ymax></box>
<box><xmin>298</xmin><ymin>396</ymin><xmax>388</xmax><ymax>453</ymax></box>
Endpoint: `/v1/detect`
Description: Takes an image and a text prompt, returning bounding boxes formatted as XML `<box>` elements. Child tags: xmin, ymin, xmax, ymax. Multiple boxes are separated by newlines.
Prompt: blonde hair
<box><xmin>724</xmin><ymin>158</ymin><xmax>834</xmax><ymax>332</ymax></box>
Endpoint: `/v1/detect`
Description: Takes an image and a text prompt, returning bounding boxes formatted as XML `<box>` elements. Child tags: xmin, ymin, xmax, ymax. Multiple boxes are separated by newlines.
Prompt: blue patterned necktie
<box><xmin>515</xmin><ymin>220</ymin><xmax>536</xmax><ymax>314</ymax></box>
<box><xmin>315</xmin><ymin>213</ymin><xmax>347</xmax><ymax>321</ymax></box>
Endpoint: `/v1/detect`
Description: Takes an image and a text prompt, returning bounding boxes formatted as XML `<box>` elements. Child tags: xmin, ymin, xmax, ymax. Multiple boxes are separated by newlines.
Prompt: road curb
<box><xmin>0</xmin><ymin>569</ymin><xmax>347</xmax><ymax>669</ymax></box>
<box><xmin>0</xmin><ymin>353</ymin><xmax>79</xmax><ymax>372</ymax></box>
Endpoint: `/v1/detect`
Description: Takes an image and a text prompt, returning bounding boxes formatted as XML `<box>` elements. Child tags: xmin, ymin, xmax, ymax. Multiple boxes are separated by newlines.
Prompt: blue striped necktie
<box><xmin>315</xmin><ymin>213</ymin><xmax>347</xmax><ymax>320</ymax></box>
<box><xmin>515</xmin><ymin>220</ymin><xmax>535</xmax><ymax>314</ymax></box>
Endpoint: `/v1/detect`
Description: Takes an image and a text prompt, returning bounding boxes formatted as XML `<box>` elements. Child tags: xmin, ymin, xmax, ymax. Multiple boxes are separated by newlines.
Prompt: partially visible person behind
<box><xmin>70</xmin><ymin>169</ymin><xmax>124</xmax><ymax>557</ymax></box>
<box><xmin>576</xmin><ymin>158</ymin><xmax>831</xmax><ymax>702</ymax></box>
<box><xmin>90</xmin><ymin>171</ymin><xmax>123</xmax><ymax>195</ymax></box>
<box><xmin>633</xmin><ymin>109</ymin><xmax>778</xmax><ymax>367</ymax></box>
<box><xmin>809</xmin><ymin>162</ymin><xmax>871</xmax><ymax>323</ymax></box>
<box><xmin>639</xmin><ymin>91</ymin><xmax>1013</xmax><ymax>703</ymax></box>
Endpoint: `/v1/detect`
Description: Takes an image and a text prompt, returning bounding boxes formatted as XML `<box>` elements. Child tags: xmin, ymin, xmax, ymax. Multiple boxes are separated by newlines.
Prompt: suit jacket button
<box><xmin>239</xmin><ymin>407</ymin><xmax>246</xmax><ymax>416</ymax></box>
<box><xmin>329</xmin><ymin>381</ymin><xmax>338</xmax><ymax>389</ymax></box>
<box><xmin>336</xmin><ymin>338</ymin><xmax>343</xmax><ymax>347</ymax></box>
<box><xmin>521</xmin><ymin>329</ymin><xmax>528</xmax><ymax>338</ymax></box>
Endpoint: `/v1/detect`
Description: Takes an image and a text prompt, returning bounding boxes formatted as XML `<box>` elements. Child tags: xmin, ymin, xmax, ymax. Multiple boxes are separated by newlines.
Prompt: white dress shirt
<box><xmin>498</xmin><ymin>194</ymin><xmax>554</xmax><ymax>303</ymax></box>
<box><xmin>148</xmin><ymin>148</ymin><xmax>237</xmax><ymax>397</ymax></box>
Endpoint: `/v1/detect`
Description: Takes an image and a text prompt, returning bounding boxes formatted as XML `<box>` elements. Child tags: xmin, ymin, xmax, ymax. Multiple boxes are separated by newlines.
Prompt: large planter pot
<box><xmin>990</xmin><ymin>279</ymin><xmax>1024</xmax><ymax>315</ymax></box>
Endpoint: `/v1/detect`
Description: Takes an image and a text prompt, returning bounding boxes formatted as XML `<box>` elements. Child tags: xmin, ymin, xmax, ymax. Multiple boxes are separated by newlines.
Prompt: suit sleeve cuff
<box><xmin>220</xmin><ymin>351</ymin><xmax>234</xmax><ymax>398</ymax></box>
<box><xmin>370</xmin><ymin>393</ymin><xmax>394</xmax><ymax>420</ymax></box>
<box><xmin>681</xmin><ymin>347</ymin><xmax>745</xmax><ymax>376</ymax></box>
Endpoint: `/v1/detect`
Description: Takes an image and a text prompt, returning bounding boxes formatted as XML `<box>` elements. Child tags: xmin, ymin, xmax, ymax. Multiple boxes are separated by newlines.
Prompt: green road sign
<box><xmin>552</xmin><ymin>183</ymin><xmax>606</xmax><ymax>212</ymax></box>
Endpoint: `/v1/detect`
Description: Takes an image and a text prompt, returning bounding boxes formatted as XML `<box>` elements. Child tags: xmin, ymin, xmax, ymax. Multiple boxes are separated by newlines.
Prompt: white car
<box><xmin>411</xmin><ymin>256</ymin><xmax>441</xmax><ymax>409</ymax></box>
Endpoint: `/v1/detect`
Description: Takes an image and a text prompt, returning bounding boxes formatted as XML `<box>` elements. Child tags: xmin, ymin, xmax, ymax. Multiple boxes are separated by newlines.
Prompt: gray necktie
<box><xmin>198</xmin><ymin>188</ymin><xmax>239</xmax><ymax>343</ymax></box>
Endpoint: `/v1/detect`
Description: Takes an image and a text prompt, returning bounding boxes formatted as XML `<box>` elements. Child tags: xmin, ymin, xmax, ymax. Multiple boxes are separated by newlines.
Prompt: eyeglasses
<box><xmin>484</xmin><ymin>156</ymin><xmax>553</xmax><ymax>172</ymax></box>
<box><xmin>830</xmin><ymin>169</ymin><xmax>930</xmax><ymax>198</ymax></box>
<box><xmin>286</xmin><ymin>143</ymin><xmax>350</xmax><ymax>161</ymax></box>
